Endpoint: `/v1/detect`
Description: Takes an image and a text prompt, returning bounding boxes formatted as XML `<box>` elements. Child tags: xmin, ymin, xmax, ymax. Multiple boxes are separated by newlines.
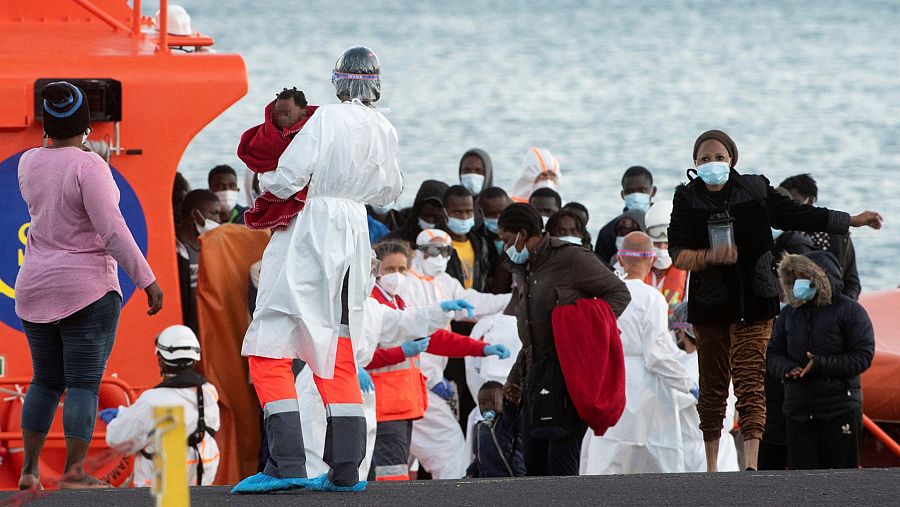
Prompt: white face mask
<box><xmin>559</xmin><ymin>235</ymin><xmax>583</xmax><ymax>245</ymax></box>
<box><xmin>196</xmin><ymin>218</ymin><xmax>220</xmax><ymax>235</ymax></box>
<box><xmin>534</xmin><ymin>180</ymin><xmax>557</xmax><ymax>191</ymax></box>
<box><xmin>215</xmin><ymin>190</ymin><xmax>239</xmax><ymax>211</ymax></box>
<box><xmin>460</xmin><ymin>173</ymin><xmax>485</xmax><ymax>195</ymax></box>
<box><xmin>653</xmin><ymin>247</ymin><xmax>673</xmax><ymax>270</ymax></box>
<box><xmin>615</xmin><ymin>236</ymin><xmax>625</xmax><ymax>251</ymax></box>
<box><xmin>541</xmin><ymin>215</ymin><xmax>550</xmax><ymax>227</ymax></box>
<box><xmin>379</xmin><ymin>272</ymin><xmax>407</xmax><ymax>296</ymax></box>
<box><xmin>422</xmin><ymin>254</ymin><xmax>449</xmax><ymax>277</ymax></box>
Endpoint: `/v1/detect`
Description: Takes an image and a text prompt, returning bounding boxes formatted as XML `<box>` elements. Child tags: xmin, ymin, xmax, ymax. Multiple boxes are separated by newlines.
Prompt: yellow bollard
<box><xmin>151</xmin><ymin>405</ymin><xmax>190</xmax><ymax>507</ymax></box>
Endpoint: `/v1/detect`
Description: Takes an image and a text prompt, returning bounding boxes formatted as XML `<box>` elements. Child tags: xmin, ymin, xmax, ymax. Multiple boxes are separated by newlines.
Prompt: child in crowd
<box><xmin>104</xmin><ymin>326</ymin><xmax>221</xmax><ymax>486</ymax></box>
<box><xmin>466</xmin><ymin>382</ymin><xmax>524</xmax><ymax>478</ymax></box>
<box><xmin>237</xmin><ymin>87</ymin><xmax>318</xmax><ymax>230</ymax></box>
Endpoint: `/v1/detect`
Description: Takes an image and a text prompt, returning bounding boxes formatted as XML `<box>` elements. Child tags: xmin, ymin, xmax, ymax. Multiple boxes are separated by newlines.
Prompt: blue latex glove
<box><xmin>431</xmin><ymin>378</ymin><xmax>453</xmax><ymax>400</ymax></box>
<box><xmin>98</xmin><ymin>407</ymin><xmax>119</xmax><ymax>424</ymax></box>
<box><xmin>401</xmin><ymin>337</ymin><xmax>430</xmax><ymax>357</ymax></box>
<box><xmin>690</xmin><ymin>385</ymin><xmax>700</xmax><ymax>401</ymax></box>
<box><xmin>440</xmin><ymin>299</ymin><xmax>475</xmax><ymax>318</ymax></box>
<box><xmin>483</xmin><ymin>343</ymin><xmax>511</xmax><ymax>360</ymax></box>
<box><xmin>357</xmin><ymin>366</ymin><xmax>375</xmax><ymax>394</ymax></box>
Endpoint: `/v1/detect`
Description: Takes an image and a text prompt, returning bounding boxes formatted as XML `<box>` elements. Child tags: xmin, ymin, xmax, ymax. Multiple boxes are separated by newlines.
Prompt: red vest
<box><xmin>368</xmin><ymin>287</ymin><xmax>429</xmax><ymax>422</ymax></box>
<box><xmin>644</xmin><ymin>266</ymin><xmax>687</xmax><ymax>311</ymax></box>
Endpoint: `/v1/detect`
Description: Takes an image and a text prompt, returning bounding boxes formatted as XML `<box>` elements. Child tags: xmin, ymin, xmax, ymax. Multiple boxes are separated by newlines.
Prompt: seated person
<box><xmin>104</xmin><ymin>326</ymin><xmax>220</xmax><ymax>486</ymax></box>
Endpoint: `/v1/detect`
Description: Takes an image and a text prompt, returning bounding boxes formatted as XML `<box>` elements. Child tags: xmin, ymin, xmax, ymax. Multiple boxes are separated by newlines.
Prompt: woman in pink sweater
<box><xmin>15</xmin><ymin>82</ymin><xmax>163</xmax><ymax>491</ymax></box>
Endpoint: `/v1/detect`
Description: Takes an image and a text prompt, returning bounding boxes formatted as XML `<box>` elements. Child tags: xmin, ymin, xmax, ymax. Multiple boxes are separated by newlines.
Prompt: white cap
<box><xmin>415</xmin><ymin>228</ymin><xmax>450</xmax><ymax>246</ymax></box>
<box><xmin>156</xmin><ymin>325</ymin><xmax>201</xmax><ymax>362</ymax></box>
<box><xmin>155</xmin><ymin>5</ymin><xmax>192</xmax><ymax>36</ymax></box>
<box><xmin>644</xmin><ymin>201</ymin><xmax>673</xmax><ymax>242</ymax></box>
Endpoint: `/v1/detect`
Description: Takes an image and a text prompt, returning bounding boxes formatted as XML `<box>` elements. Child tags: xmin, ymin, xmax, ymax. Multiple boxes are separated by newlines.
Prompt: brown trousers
<box><xmin>694</xmin><ymin>320</ymin><xmax>773</xmax><ymax>442</ymax></box>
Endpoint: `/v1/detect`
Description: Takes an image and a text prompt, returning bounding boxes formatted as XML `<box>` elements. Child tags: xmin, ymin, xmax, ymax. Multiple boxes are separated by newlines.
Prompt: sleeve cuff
<box><xmin>826</xmin><ymin>211</ymin><xmax>851</xmax><ymax>234</ymax></box>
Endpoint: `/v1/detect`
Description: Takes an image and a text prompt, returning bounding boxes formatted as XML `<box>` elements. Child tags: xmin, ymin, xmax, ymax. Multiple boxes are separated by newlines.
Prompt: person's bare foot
<box><xmin>18</xmin><ymin>473</ymin><xmax>43</xmax><ymax>491</ymax></box>
<box><xmin>59</xmin><ymin>473</ymin><xmax>111</xmax><ymax>489</ymax></box>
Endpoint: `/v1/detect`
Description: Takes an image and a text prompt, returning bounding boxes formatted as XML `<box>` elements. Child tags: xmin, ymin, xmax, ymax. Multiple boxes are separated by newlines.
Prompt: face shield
<box><xmin>332</xmin><ymin>46</ymin><xmax>382</xmax><ymax>103</ymax></box>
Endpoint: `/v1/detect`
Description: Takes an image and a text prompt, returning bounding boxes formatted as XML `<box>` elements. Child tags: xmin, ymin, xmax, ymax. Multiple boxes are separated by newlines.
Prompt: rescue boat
<box><xmin>0</xmin><ymin>0</ymin><xmax>246</xmax><ymax>488</ymax></box>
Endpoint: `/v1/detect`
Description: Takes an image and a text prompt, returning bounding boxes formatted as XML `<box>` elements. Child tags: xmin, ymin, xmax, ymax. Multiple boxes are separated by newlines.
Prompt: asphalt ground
<box><xmin>3</xmin><ymin>468</ymin><xmax>898</xmax><ymax>506</ymax></box>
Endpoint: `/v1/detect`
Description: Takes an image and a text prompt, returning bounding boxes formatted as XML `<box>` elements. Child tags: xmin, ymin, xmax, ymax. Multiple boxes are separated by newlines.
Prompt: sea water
<box><xmin>177</xmin><ymin>0</ymin><xmax>899</xmax><ymax>291</ymax></box>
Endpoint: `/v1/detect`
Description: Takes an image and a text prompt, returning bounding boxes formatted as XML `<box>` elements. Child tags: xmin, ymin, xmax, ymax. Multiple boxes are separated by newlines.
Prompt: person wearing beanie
<box><xmin>498</xmin><ymin>203</ymin><xmax>630</xmax><ymax>476</ymax></box>
<box><xmin>16</xmin><ymin>81</ymin><xmax>163</xmax><ymax>490</ymax></box>
<box><xmin>668</xmin><ymin>129</ymin><xmax>883</xmax><ymax>472</ymax></box>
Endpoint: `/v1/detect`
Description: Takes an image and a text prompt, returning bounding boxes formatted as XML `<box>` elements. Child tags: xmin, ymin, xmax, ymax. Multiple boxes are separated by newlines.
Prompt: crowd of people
<box><xmin>15</xmin><ymin>47</ymin><xmax>883</xmax><ymax>494</ymax></box>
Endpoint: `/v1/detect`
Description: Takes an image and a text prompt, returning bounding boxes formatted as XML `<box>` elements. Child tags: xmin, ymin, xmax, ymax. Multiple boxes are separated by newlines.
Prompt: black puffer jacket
<box><xmin>668</xmin><ymin>170</ymin><xmax>850</xmax><ymax>325</ymax></box>
<box><xmin>767</xmin><ymin>251</ymin><xmax>875</xmax><ymax>420</ymax></box>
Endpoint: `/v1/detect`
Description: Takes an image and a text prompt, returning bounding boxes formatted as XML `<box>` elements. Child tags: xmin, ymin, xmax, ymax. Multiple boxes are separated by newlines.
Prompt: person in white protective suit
<box><xmin>510</xmin><ymin>147</ymin><xmax>560</xmax><ymax>203</ymax></box>
<box><xmin>104</xmin><ymin>325</ymin><xmax>220</xmax><ymax>486</ymax></box>
<box><xmin>670</xmin><ymin>302</ymin><xmax>740</xmax><ymax>472</ymax></box>
<box><xmin>296</xmin><ymin>252</ymin><xmax>462</xmax><ymax>481</ymax></box>
<box><xmin>234</xmin><ymin>46</ymin><xmax>403</xmax><ymax>494</ymax></box>
<box><xmin>399</xmin><ymin>229</ymin><xmax>511</xmax><ymax>479</ymax></box>
<box><xmin>581</xmin><ymin>232</ymin><xmax>694</xmax><ymax>475</ymax></box>
<box><xmin>464</xmin><ymin>307</ymin><xmax>522</xmax><ymax>462</ymax></box>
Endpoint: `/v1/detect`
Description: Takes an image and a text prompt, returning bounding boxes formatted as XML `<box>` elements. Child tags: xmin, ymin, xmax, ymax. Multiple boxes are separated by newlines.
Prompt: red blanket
<box><xmin>237</xmin><ymin>101</ymin><xmax>318</xmax><ymax>230</ymax></box>
<box><xmin>551</xmin><ymin>298</ymin><xmax>626</xmax><ymax>436</ymax></box>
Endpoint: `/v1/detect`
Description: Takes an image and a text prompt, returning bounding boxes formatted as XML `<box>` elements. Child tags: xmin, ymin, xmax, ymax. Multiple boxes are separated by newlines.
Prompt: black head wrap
<box><xmin>41</xmin><ymin>81</ymin><xmax>90</xmax><ymax>139</ymax></box>
<box><xmin>498</xmin><ymin>203</ymin><xmax>543</xmax><ymax>238</ymax></box>
<box><xmin>693</xmin><ymin>130</ymin><xmax>738</xmax><ymax>168</ymax></box>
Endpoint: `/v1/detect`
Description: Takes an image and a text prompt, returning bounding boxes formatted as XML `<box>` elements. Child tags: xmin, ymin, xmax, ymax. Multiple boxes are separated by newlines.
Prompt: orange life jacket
<box><xmin>367</xmin><ymin>287</ymin><xmax>429</xmax><ymax>422</ymax></box>
<box><xmin>644</xmin><ymin>266</ymin><xmax>688</xmax><ymax>311</ymax></box>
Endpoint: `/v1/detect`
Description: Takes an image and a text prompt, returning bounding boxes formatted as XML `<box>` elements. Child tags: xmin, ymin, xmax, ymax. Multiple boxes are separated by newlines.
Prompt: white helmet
<box><xmin>156</xmin><ymin>325</ymin><xmax>201</xmax><ymax>364</ymax></box>
<box><xmin>644</xmin><ymin>200</ymin><xmax>673</xmax><ymax>243</ymax></box>
<box><xmin>155</xmin><ymin>5</ymin><xmax>192</xmax><ymax>36</ymax></box>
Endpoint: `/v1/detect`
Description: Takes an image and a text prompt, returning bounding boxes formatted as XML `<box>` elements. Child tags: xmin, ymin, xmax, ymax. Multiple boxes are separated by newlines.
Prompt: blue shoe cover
<box><xmin>322</xmin><ymin>477</ymin><xmax>367</xmax><ymax>492</ymax></box>
<box><xmin>287</xmin><ymin>474</ymin><xmax>328</xmax><ymax>491</ymax></box>
<box><xmin>231</xmin><ymin>472</ymin><xmax>317</xmax><ymax>494</ymax></box>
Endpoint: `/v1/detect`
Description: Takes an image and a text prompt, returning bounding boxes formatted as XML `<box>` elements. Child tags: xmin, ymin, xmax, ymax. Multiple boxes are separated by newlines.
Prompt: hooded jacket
<box><xmin>767</xmin><ymin>251</ymin><xmax>875</xmax><ymax>420</ymax></box>
<box><xmin>668</xmin><ymin>170</ymin><xmax>850</xmax><ymax>325</ymax></box>
<box><xmin>459</xmin><ymin>148</ymin><xmax>494</xmax><ymax>197</ymax></box>
<box><xmin>385</xmin><ymin>180</ymin><xmax>449</xmax><ymax>245</ymax></box>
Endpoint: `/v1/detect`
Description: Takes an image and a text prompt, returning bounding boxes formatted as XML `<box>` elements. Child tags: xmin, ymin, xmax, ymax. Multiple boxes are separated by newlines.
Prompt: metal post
<box><xmin>157</xmin><ymin>0</ymin><xmax>169</xmax><ymax>53</ymax></box>
<box><xmin>151</xmin><ymin>406</ymin><xmax>190</xmax><ymax>507</ymax></box>
<box><xmin>132</xmin><ymin>0</ymin><xmax>142</xmax><ymax>36</ymax></box>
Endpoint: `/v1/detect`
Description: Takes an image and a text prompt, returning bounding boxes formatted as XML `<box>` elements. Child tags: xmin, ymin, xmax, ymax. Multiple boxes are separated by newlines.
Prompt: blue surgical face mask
<box><xmin>482</xmin><ymin>409</ymin><xmax>496</xmax><ymax>421</ymax></box>
<box><xmin>559</xmin><ymin>235</ymin><xmax>583</xmax><ymax>245</ymax></box>
<box><xmin>506</xmin><ymin>233</ymin><xmax>529</xmax><ymax>264</ymax></box>
<box><xmin>460</xmin><ymin>173</ymin><xmax>485</xmax><ymax>195</ymax></box>
<box><xmin>484</xmin><ymin>218</ymin><xmax>499</xmax><ymax>234</ymax></box>
<box><xmin>623</xmin><ymin>192</ymin><xmax>651</xmax><ymax>212</ymax></box>
<box><xmin>493</xmin><ymin>239</ymin><xmax>504</xmax><ymax>254</ymax></box>
<box><xmin>447</xmin><ymin>216</ymin><xmax>475</xmax><ymax>235</ymax></box>
<box><xmin>418</xmin><ymin>217</ymin><xmax>436</xmax><ymax>230</ymax></box>
<box><xmin>772</xmin><ymin>228</ymin><xmax>783</xmax><ymax>240</ymax></box>
<box><xmin>697</xmin><ymin>161</ymin><xmax>730</xmax><ymax>186</ymax></box>
<box><xmin>793</xmin><ymin>279</ymin><xmax>817</xmax><ymax>303</ymax></box>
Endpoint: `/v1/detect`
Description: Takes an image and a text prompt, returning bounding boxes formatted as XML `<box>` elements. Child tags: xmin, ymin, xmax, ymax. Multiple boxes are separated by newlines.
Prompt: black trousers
<box><xmin>785</xmin><ymin>410</ymin><xmax>859</xmax><ymax>470</ymax></box>
<box><xmin>521</xmin><ymin>414</ymin><xmax>587</xmax><ymax>476</ymax></box>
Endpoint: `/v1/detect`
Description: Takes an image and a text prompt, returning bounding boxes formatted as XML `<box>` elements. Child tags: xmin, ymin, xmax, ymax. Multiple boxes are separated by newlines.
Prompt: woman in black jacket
<box><xmin>767</xmin><ymin>251</ymin><xmax>874</xmax><ymax>469</ymax></box>
<box><xmin>668</xmin><ymin>129</ymin><xmax>881</xmax><ymax>471</ymax></box>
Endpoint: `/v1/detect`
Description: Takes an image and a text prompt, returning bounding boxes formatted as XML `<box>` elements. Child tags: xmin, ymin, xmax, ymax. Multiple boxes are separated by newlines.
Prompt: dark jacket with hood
<box><xmin>668</xmin><ymin>170</ymin><xmax>851</xmax><ymax>325</ymax></box>
<box><xmin>767</xmin><ymin>251</ymin><xmax>875</xmax><ymax>420</ymax></box>
<box><xmin>384</xmin><ymin>180</ymin><xmax>449</xmax><ymax>246</ymax></box>
<box><xmin>475</xmin><ymin>222</ymin><xmax>513</xmax><ymax>294</ymax></box>
<box><xmin>466</xmin><ymin>406</ymin><xmax>525</xmax><ymax>478</ymax></box>
<box><xmin>504</xmin><ymin>234</ymin><xmax>631</xmax><ymax>401</ymax></box>
<box><xmin>459</xmin><ymin>148</ymin><xmax>494</xmax><ymax>198</ymax></box>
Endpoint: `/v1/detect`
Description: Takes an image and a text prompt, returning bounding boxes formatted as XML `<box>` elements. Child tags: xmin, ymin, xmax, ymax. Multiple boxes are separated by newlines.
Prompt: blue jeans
<box><xmin>20</xmin><ymin>291</ymin><xmax>121</xmax><ymax>441</ymax></box>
